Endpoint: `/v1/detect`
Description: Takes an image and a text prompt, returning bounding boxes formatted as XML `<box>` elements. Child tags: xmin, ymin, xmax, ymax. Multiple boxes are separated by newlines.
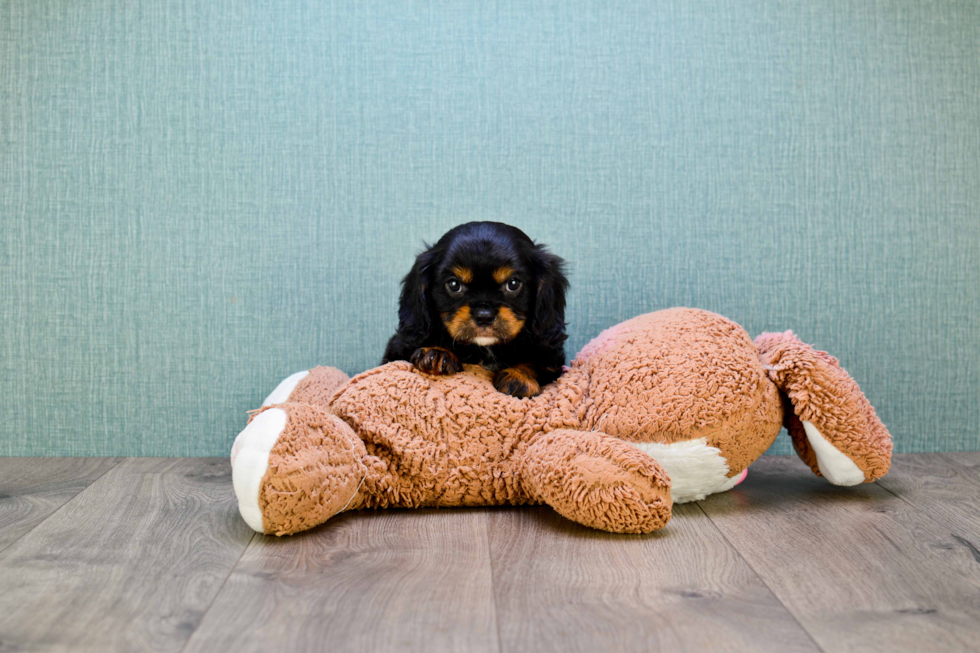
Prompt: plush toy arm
<box><xmin>519</xmin><ymin>429</ymin><xmax>673</xmax><ymax>534</ymax></box>
<box><xmin>755</xmin><ymin>331</ymin><xmax>892</xmax><ymax>485</ymax></box>
<box><xmin>260</xmin><ymin>366</ymin><xmax>351</xmax><ymax>410</ymax></box>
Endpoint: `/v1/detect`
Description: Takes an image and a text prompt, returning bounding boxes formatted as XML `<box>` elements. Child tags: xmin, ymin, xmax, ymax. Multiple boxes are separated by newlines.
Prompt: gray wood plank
<box><xmin>488</xmin><ymin>504</ymin><xmax>820</xmax><ymax>653</ymax></box>
<box><xmin>944</xmin><ymin>451</ymin><xmax>980</xmax><ymax>472</ymax></box>
<box><xmin>183</xmin><ymin>508</ymin><xmax>499</xmax><ymax>653</ymax></box>
<box><xmin>877</xmin><ymin>453</ymin><xmax>980</xmax><ymax>543</ymax></box>
<box><xmin>0</xmin><ymin>457</ymin><xmax>121</xmax><ymax>553</ymax></box>
<box><xmin>0</xmin><ymin>458</ymin><xmax>254</xmax><ymax>653</ymax></box>
<box><xmin>699</xmin><ymin>455</ymin><xmax>980</xmax><ymax>653</ymax></box>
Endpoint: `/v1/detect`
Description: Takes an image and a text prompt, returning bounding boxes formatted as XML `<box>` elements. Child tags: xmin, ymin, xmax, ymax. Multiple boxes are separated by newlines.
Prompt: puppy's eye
<box><xmin>446</xmin><ymin>278</ymin><xmax>464</xmax><ymax>294</ymax></box>
<box><xmin>505</xmin><ymin>278</ymin><xmax>522</xmax><ymax>293</ymax></box>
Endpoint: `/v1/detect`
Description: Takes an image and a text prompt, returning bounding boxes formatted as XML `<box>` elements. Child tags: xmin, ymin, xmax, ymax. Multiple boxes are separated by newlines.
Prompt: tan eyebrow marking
<box><xmin>493</xmin><ymin>266</ymin><xmax>516</xmax><ymax>284</ymax></box>
<box><xmin>451</xmin><ymin>266</ymin><xmax>473</xmax><ymax>284</ymax></box>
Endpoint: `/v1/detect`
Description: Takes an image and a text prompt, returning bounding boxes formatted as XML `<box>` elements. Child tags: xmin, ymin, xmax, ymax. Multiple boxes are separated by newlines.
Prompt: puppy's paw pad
<box><xmin>411</xmin><ymin>347</ymin><xmax>463</xmax><ymax>375</ymax></box>
<box><xmin>494</xmin><ymin>366</ymin><xmax>541</xmax><ymax>398</ymax></box>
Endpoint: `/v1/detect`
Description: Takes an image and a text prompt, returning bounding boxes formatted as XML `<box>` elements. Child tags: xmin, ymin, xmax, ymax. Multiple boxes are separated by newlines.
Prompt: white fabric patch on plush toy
<box><xmin>630</xmin><ymin>437</ymin><xmax>742</xmax><ymax>503</ymax></box>
<box><xmin>262</xmin><ymin>370</ymin><xmax>309</xmax><ymax>406</ymax></box>
<box><xmin>231</xmin><ymin>408</ymin><xmax>287</xmax><ymax>533</ymax></box>
<box><xmin>802</xmin><ymin>420</ymin><xmax>865</xmax><ymax>486</ymax></box>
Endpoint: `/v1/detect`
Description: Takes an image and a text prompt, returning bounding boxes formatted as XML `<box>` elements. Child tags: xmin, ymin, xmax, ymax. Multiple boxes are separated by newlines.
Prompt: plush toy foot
<box><xmin>262</xmin><ymin>366</ymin><xmax>351</xmax><ymax>408</ymax></box>
<box><xmin>262</xmin><ymin>371</ymin><xmax>310</xmax><ymax>406</ymax></box>
<box><xmin>520</xmin><ymin>429</ymin><xmax>672</xmax><ymax>534</ymax></box>
<box><xmin>231</xmin><ymin>403</ymin><xmax>367</xmax><ymax>535</ymax></box>
<box><xmin>755</xmin><ymin>331</ymin><xmax>892</xmax><ymax>484</ymax></box>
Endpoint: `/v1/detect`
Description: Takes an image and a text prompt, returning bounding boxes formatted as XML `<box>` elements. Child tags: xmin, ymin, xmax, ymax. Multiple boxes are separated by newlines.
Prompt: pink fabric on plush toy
<box><xmin>231</xmin><ymin>308</ymin><xmax>892</xmax><ymax>536</ymax></box>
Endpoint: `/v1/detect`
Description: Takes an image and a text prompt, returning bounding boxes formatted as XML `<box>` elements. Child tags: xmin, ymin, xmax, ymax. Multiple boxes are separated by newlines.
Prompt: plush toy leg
<box><xmin>261</xmin><ymin>366</ymin><xmax>351</xmax><ymax>409</ymax></box>
<box><xmin>755</xmin><ymin>331</ymin><xmax>892</xmax><ymax>485</ymax></box>
<box><xmin>231</xmin><ymin>402</ymin><xmax>367</xmax><ymax>536</ymax></box>
<box><xmin>519</xmin><ymin>429</ymin><xmax>673</xmax><ymax>534</ymax></box>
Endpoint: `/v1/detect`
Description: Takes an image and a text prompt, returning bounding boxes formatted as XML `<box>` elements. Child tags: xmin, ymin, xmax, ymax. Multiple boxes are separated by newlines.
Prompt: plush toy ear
<box><xmin>530</xmin><ymin>247</ymin><xmax>569</xmax><ymax>348</ymax></box>
<box><xmin>755</xmin><ymin>330</ymin><xmax>893</xmax><ymax>484</ymax></box>
<box><xmin>396</xmin><ymin>245</ymin><xmax>438</xmax><ymax>343</ymax></box>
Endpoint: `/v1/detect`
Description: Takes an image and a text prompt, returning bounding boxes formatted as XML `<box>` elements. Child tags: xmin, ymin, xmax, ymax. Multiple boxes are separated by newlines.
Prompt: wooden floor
<box><xmin>1</xmin><ymin>455</ymin><xmax>979</xmax><ymax>652</ymax></box>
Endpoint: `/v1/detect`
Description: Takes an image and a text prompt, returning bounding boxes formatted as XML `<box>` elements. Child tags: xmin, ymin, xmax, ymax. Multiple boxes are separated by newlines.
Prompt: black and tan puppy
<box><xmin>382</xmin><ymin>222</ymin><xmax>568</xmax><ymax>398</ymax></box>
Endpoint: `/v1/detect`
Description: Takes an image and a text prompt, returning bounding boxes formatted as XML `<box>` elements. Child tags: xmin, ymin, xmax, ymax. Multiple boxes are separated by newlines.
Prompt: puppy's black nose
<box><xmin>472</xmin><ymin>305</ymin><xmax>496</xmax><ymax>327</ymax></box>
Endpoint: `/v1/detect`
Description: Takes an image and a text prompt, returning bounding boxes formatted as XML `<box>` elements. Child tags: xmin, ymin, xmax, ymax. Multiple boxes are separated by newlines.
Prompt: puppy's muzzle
<box><xmin>443</xmin><ymin>305</ymin><xmax>524</xmax><ymax>346</ymax></box>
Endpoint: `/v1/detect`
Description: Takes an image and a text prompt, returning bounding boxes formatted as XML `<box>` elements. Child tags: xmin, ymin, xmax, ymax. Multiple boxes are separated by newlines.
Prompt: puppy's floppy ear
<box><xmin>396</xmin><ymin>244</ymin><xmax>439</xmax><ymax>343</ymax></box>
<box><xmin>530</xmin><ymin>246</ymin><xmax>569</xmax><ymax>348</ymax></box>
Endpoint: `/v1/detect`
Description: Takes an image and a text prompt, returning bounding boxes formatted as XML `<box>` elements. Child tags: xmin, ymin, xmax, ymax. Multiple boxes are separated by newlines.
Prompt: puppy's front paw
<box><xmin>410</xmin><ymin>347</ymin><xmax>463</xmax><ymax>375</ymax></box>
<box><xmin>494</xmin><ymin>365</ymin><xmax>541</xmax><ymax>398</ymax></box>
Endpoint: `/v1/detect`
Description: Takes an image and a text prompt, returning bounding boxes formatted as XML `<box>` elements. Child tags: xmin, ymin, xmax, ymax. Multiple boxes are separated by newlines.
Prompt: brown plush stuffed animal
<box><xmin>231</xmin><ymin>308</ymin><xmax>892</xmax><ymax>536</ymax></box>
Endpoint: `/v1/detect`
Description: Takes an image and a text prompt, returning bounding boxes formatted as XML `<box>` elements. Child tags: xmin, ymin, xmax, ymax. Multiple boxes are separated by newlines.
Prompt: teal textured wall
<box><xmin>2</xmin><ymin>0</ymin><xmax>978</xmax><ymax>456</ymax></box>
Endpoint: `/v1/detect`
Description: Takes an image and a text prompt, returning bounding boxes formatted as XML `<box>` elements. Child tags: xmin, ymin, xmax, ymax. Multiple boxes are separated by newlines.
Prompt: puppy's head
<box><xmin>399</xmin><ymin>222</ymin><xmax>567</xmax><ymax>348</ymax></box>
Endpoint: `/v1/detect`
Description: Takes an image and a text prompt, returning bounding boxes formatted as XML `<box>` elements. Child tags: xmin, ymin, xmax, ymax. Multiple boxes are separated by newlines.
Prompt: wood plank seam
<box><xmin>873</xmin><ymin>481</ymin><xmax>980</xmax><ymax>558</ymax></box>
<box><xmin>696</xmin><ymin>456</ymin><xmax>980</xmax><ymax>651</ymax></box>
<box><xmin>180</xmin><ymin>507</ymin><xmax>500</xmax><ymax>652</ymax></box>
<box><xmin>179</xmin><ymin>531</ymin><xmax>257</xmax><ymax>653</ymax></box>
<box><xmin>693</xmin><ymin>501</ymin><xmax>828</xmax><ymax>653</ymax></box>
<box><xmin>484</xmin><ymin>510</ymin><xmax>506</xmax><ymax>653</ymax></box>
<box><xmin>0</xmin><ymin>458</ymin><xmax>256</xmax><ymax>652</ymax></box>
<box><xmin>0</xmin><ymin>457</ymin><xmax>123</xmax><ymax>556</ymax></box>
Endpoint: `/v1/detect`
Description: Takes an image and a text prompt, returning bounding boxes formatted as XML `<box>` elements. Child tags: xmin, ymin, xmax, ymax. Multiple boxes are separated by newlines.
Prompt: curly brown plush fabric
<box><xmin>289</xmin><ymin>366</ymin><xmax>350</xmax><ymax>408</ymax></box>
<box><xmin>254</xmin><ymin>403</ymin><xmax>366</xmax><ymax>536</ymax></box>
<box><xmin>574</xmin><ymin>308</ymin><xmax>785</xmax><ymax>475</ymax></box>
<box><xmin>520</xmin><ymin>429</ymin><xmax>672</xmax><ymax>534</ymax></box>
<box><xmin>755</xmin><ymin>330</ymin><xmax>892</xmax><ymax>482</ymax></box>
<box><xmin>232</xmin><ymin>308</ymin><xmax>892</xmax><ymax>536</ymax></box>
<box><xmin>330</xmin><ymin>362</ymin><xmax>592</xmax><ymax>510</ymax></box>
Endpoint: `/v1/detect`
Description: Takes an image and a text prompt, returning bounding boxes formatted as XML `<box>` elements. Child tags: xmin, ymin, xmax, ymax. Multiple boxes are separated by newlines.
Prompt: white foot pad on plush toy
<box><xmin>802</xmin><ymin>420</ymin><xmax>865</xmax><ymax>486</ymax></box>
<box><xmin>262</xmin><ymin>370</ymin><xmax>309</xmax><ymax>406</ymax></box>
<box><xmin>631</xmin><ymin>437</ymin><xmax>744</xmax><ymax>503</ymax></box>
<box><xmin>231</xmin><ymin>408</ymin><xmax>287</xmax><ymax>533</ymax></box>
